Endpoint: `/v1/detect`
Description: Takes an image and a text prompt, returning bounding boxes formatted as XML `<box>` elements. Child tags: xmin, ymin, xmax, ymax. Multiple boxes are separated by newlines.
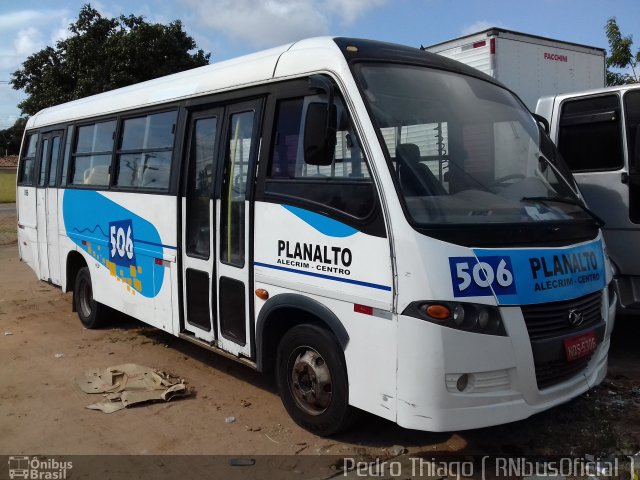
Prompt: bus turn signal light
<box><xmin>255</xmin><ymin>288</ymin><xmax>269</xmax><ymax>300</ymax></box>
<box><xmin>425</xmin><ymin>304</ymin><xmax>450</xmax><ymax>320</ymax></box>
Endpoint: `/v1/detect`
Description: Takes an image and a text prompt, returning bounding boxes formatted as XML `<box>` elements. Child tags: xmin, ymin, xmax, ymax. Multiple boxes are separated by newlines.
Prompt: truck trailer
<box><xmin>423</xmin><ymin>28</ymin><xmax>606</xmax><ymax>111</ymax></box>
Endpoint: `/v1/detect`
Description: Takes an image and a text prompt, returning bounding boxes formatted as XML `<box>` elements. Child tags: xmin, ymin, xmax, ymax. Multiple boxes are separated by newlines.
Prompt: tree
<box><xmin>0</xmin><ymin>118</ymin><xmax>28</xmax><ymax>156</ymax></box>
<box><xmin>11</xmin><ymin>4</ymin><xmax>211</xmax><ymax>115</ymax></box>
<box><xmin>605</xmin><ymin>17</ymin><xmax>639</xmax><ymax>86</ymax></box>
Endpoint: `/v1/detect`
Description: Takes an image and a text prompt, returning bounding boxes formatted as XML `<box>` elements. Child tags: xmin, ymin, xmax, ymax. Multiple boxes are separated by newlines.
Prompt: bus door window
<box><xmin>221</xmin><ymin>110</ymin><xmax>254</xmax><ymax>268</ymax></box>
<box><xmin>37</xmin><ymin>138</ymin><xmax>50</xmax><ymax>187</ymax></box>
<box><xmin>48</xmin><ymin>136</ymin><xmax>62</xmax><ymax>187</ymax></box>
<box><xmin>182</xmin><ymin>109</ymin><xmax>221</xmax><ymax>339</ymax></box>
<box><xmin>187</xmin><ymin>117</ymin><xmax>217</xmax><ymax>258</ymax></box>
<box><xmin>218</xmin><ymin>100</ymin><xmax>261</xmax><ymax>351</ymax></box>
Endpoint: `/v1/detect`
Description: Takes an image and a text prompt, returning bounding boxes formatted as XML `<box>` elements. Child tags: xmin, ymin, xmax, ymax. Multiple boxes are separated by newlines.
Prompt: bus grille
<box><xmin>521</xmin><ymin>291</ymin><xmax>602</xmax><ymax>341</ymax></box>
<box><xmin>521</xmin><ymin>291</ymin><xmax>602</xmax><ymax>390</ymax></box>
<box><xmin>534</xmin><ymin>354</ymin><xmax>593</xmax><ymax>390</ymax></box>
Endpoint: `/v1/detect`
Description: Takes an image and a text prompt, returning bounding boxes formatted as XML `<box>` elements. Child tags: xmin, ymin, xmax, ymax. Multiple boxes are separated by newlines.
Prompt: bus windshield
<box><xmin>354</xmin><ymin>63</ymin><xmax>590</xmax><ymax>227</ymax></box>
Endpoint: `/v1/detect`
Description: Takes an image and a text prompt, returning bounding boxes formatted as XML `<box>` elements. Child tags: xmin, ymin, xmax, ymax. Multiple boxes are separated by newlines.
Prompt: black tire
<box><xmin>276</xmin><ymin>324</ymin><xmax>354</xmax><ymax>436</ymax></box>
<box><xmin>74</xmin><ymin>267</ymin><xmax>108</xmax><ymax>329</ymax></box>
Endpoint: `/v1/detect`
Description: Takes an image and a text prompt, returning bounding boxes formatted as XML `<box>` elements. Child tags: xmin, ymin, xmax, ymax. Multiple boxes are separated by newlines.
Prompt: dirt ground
<box><xmin>0</xmin><ymin>204</ymin><xmax>639</xmax><ymax>459</ymax></box>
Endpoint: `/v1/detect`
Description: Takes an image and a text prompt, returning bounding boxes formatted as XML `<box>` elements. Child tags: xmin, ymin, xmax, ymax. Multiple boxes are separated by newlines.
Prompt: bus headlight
<box><xmin>477</xmin><ymin>308</ymin><xmax>490</xmax><ymax>329</ymax></box>
<box><xmin>402</xmin><ymin>301</ymin><xmax>507</xmax><ymax>336</ymax></box>
<box><xmin>452</xmin><ymin>304</ymin><xmax>465</xmax><ymax>326</ymax></box>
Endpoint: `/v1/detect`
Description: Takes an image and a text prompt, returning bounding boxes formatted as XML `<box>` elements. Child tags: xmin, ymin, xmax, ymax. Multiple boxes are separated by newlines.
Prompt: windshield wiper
<box><xmin>536</xmin><ymin>153</ymin><xmax>580</xmax><ymax>196</ymax></box>
<box><xmin>521</xmin><ymin>196</ymin><xmax>605</xmax><ymax>227</ymax></box>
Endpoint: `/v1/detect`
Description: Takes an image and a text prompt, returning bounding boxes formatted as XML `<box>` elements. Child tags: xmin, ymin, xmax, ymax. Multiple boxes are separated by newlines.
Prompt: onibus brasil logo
<box><xmin>8</xmin><ymin>456</ymin><xmax>72</xmax><ymax>479</ymax></box>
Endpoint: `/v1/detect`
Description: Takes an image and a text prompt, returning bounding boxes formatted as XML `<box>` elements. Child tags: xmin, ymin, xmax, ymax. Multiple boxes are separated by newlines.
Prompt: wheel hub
<box><xmin>290</xmin><ymin>348</ymin><xmax>332</xmax><ymax>415</ymax></box>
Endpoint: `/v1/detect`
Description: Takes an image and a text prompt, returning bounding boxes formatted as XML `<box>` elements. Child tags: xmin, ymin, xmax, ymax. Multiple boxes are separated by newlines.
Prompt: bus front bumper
<box><xmin>395</xmin><ymin>296</ymin><xmax>614</xmax><ymax>432</ymax></box>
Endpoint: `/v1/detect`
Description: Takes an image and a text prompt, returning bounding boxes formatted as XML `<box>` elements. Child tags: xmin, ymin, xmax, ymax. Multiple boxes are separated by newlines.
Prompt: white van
<box><xmin>537</xmin><ymin>84</ymin><xmax>640</xmax><ymax>309</ymax></box>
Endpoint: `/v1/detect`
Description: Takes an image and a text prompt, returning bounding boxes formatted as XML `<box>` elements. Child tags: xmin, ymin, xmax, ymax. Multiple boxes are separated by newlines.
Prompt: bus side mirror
<box><xmin>532</xmin><ymin>113</ymin><xmax>550</xmax><ymax>134</ymax></box>
<box><xmin>303</xmin><ymin>102</ymin><xmax>337</xmax><ymax>166</ymax></box>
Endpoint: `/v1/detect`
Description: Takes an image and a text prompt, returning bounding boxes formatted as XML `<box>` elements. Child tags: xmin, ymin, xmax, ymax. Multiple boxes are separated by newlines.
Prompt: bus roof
<box><xmin>26</xmin><ymin>36</ymin><xmax>503</xmax><ymax>129</ymax></box>
<box><xmin>26</xmin><ymin>40</ymin><xmax>297</xmax><ymax>129</ymax></box>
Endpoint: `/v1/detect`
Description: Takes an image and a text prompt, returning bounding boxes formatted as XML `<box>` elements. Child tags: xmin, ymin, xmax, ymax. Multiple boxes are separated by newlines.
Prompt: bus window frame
<box><xmin>48</xmin><ymin>131</ymin><xmax>65</xmax><ymax>187</ymax></box>
<box><xmin>255</xmin><ymin>78</ymin><xmax>387</xmax><ymax>239</ymax></box>
<box><xmin>61</xmin><ymin>103</ymin><xmax>185</xmax><ymax>196</ymax></box>
<box><xmin>68</xmin><ymin>117</ymin><xmax>118</xmax><ymax>190</ymax></box>
<box><xmin>112</xmin><ymin>108</ymin><xmax>179</xmax><ymax>193</ymax></box>
<box><xmin>17</xmin><ymin>132</ymin><xmax>40</xmax><ymax>187</ymax></box>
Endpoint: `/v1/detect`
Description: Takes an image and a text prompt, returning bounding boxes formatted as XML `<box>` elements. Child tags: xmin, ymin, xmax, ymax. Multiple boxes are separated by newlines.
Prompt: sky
<box><xmin>0</xmin><ymin>0</ymin><xmax>639</xmax><ymax>129</ymax></box>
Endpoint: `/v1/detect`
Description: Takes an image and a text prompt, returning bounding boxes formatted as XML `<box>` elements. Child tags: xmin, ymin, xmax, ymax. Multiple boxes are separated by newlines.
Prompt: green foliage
<box><xmin>11</xmin><ymin>4</ymin><xmax>211</xmax><ymax>115</ymax></box>
<box><xmin>605</xmin><ymin>17</ymin><xmax>639</xmax><ymax>86</ymax></box>
<box><xmin>0</xmin><ymin>118</ymin><xmax>27</xmax><ymax>156</ymax></box>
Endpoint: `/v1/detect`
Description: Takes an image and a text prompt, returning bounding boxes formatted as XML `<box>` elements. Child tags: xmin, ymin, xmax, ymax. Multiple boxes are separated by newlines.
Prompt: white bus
<box><xmin>16</xmin><ymin>37</ymin><xmax>616</xmax><ymax>436</ymax></box>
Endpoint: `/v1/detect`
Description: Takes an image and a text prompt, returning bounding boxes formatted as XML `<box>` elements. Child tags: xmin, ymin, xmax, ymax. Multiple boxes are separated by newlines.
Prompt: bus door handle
<box><xmin>622</xmin><ymin>172</ymin><xmax>629</xmax><ymax>184</ymax></box>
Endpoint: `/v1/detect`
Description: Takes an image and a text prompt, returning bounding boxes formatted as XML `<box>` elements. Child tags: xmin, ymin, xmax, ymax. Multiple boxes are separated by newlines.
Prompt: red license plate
<box><xmin>563</xmin><ymin>331</ymin><xmax>597</xmax><ymax>362</ymax></box>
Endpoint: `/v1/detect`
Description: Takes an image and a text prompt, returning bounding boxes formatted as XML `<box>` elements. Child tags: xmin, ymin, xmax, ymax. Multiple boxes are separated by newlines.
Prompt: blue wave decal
<box><xmin>63</xmin><ymin>190</ymin><xmax>167</xmax><ymax>298</ymax></box>
<box><xmin>71</xmin><ymin>225</ymin><xmax>109</xmax><ymax>237</ymax></box>
<box><xmin>282</xmin><ymin>205</ymin><xmax>358</xmax><ymax>238</ymax></box>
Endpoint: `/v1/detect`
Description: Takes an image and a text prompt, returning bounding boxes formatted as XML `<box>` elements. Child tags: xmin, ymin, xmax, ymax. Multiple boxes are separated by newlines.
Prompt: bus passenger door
<box><xmin>45</xmin><ymin>132</ymin><xmax>63</xmax><ymax>285</ymax></box>
<box><xmin>181</xmin><ymin>109</ymin><xmax>222</xmax><ymax>342</ymax></box>
<box><xmin>215</xmin><ymin>100</ymin><xmax>262</xmax><ymax>358</ymax></box>
<box><xmin>35</xmin><ymin>131</ymin><xmax>63</xmax><ymax>283</ymax></box>
<box><xmin>35</xmin><ymin>136</ymin><xmax>49</xmax><ymax>280</ymax></box>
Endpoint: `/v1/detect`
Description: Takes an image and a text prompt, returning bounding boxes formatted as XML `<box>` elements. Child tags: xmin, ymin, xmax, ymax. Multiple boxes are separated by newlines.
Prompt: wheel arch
<box><xmin>255</xmin><ymin>293</ymin><xmax>349</xmax><ymax>372</ymax></box>
<box><xmin>66</xmin><ymin>250</ymin><xmax>87</xmax><ymax>305</ymax></box>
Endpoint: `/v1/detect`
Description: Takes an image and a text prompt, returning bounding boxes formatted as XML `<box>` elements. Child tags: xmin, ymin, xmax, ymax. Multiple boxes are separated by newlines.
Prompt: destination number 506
<box><xmin>456</xmin><ymin>259</ymin><xmax>513</xmax><ymax>291</ymax></box>
<box><xmin>110</xmin><ymin>225</ymin><xmax>134</xmax><ymax>260</ymax></box>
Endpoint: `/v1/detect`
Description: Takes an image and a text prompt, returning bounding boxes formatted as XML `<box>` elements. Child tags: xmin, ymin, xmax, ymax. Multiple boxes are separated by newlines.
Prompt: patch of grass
<box><xmin>0</xmin><ymin>171</ymin><xmax>16</xmax><ymax>203</ymax></box>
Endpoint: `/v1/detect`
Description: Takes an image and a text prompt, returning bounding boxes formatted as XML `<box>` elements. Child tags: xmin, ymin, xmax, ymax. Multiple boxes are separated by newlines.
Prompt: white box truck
<box><xmin>424</xmin><ymin>28</ymin><xmax>606</xmax><ymax>110</ymax></box>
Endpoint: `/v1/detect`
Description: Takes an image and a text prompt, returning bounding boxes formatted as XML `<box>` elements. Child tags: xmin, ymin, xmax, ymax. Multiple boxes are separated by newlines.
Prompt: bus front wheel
<box><xmin>276</xmin><ymin>324</ymin><xmax>353</xmax><ymax>436</ymax></box>
<box><xmin>74</xmin><ymin>267</ymin><xmax>107</xmax><ymax>329</ymax></box>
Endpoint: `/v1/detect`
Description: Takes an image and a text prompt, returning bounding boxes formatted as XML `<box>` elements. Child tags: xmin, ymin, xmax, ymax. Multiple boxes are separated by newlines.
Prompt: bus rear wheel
<box><xmin>276</xmin><ymin>324</ymin><xmax>354</xmax><ymax>436</ymax></box>
<box><xmin>74</xmin><ymin>267</ymin><xmax>108</xmax><ymax>329</ymax></box>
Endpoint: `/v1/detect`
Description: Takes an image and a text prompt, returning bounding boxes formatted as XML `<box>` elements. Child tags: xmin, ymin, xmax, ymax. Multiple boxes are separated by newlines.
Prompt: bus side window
<box><xmin>557</xmin><ymin>94</ymin><xmax>623</xmax><ymax>172</ymax></box>
<box><xmin>115</xmin><ymin>111</ymin><xmax>176</xmax><ymax>191</ymax></box>
<box><xmin>71</xmin><ymin>120</ymin><xmax>116</xmax><ymax>187</ymax></box>
<box><xmin>265</xmin><ymin>96</ymin><xmax>375</xmax><ymax>219</ymax></box>
<box><xmin>18</xmin><ymin>133</ymin><xmax>38</xmax><ymax>186</ymax></box>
